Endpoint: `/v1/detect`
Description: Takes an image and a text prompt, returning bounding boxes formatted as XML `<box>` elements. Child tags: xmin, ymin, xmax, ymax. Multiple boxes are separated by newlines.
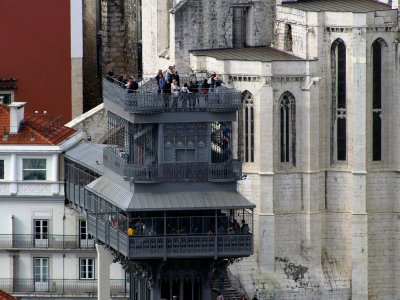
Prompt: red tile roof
<box><xmin>0</xmin><ymin>290</ymin><xmax>17</xmax><ymax>300</ymax></box>
<box><xmin>0</xmin><ymin>104</ymin><xmax>76</xmax><ymax>145</ymax></box>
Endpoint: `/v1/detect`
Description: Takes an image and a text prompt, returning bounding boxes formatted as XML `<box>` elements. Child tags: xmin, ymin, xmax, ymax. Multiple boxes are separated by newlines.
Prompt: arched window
<box><xmin>372</xmin><ymin>38</ymin><xmax>387</xmax><ymax>161</ymax></box>
<box><xmin>239</xmin><ymin>91</ymin><xmax>254</xmax><ymax>162</ymax></box>
<box><xmin>279</xmin><ymin>92</ymin><xmax>296</xmax><ymax>165</ymax></box>
<box><xmin>331</xmin><ymin>39</ymin><xmax>347</xmax><ymax>162</ymax></box>
<box><xmin>284</xmin><ymin>24</ymin><xmax>293</xmax><ymax>52</ymax></box>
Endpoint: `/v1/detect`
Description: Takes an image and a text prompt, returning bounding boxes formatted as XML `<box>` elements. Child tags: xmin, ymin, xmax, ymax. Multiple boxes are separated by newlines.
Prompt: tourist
<box><xmin>174</xmin><ymin>70</ymin><xmax>180</xmax><ymax>86</ymax></box>
<box><xmin>106</xmin><ymin>70</ymin><xmax>115</xmax><ymax>82</ymax></box>
<box><xmin>162</xmin><ymin>80</ymin><xmax>171</xmax><ymax>108</ymax></box>
<box><xmin>201</xmin><ymin>79</ymin><xmax>210</xmax><ymax>93</ymax></box>
<box><xmin>214</xmin><ymin>74</ymin><xmax>223</xmax><ymax>93</ymax></box>
<box><xmin>217</xmin><ymin>291</ymin><xmax>224</xmax><ymax>300</ymax></box>
<box><xmin>127</xmin><ymin>225</ymin><xmax>134</xmax><ymax>236</ymax></box>
<box><xmin>208</xmin><ymin>73</ymin><xmax>216</xmax><ymax>92</ymax></box>
<box><xmin>117</xmin><ymin>72</ymin><xmax>125</xmax><ymax>85</ymax></box>
<box><xmin>126</xmin><ymin>77</ymin><xmax>139</xmax><ymax>93</ymax></box>
<box><xmin>158</xmin><ymin>74</ymin><xmax>165</xmax><ymax>94</ymax></box>
<box><xmin>189</xmin><ymin>80</ymin><xmax>198</xmax><ymax>93</ymax></box>
<box><xmin>171</xmin><ymin>79</ymin><xmax>180</xmax><ymax>108</ymax></box>
<box><xmin>165</xmin><ymin>66</ymin><xmax>174</xmax><ymax>82</ymax></box>
<box><xmin>155</xmin><ymin>70</ymin><xmax>164</xmax><ymax>93</ymax></box>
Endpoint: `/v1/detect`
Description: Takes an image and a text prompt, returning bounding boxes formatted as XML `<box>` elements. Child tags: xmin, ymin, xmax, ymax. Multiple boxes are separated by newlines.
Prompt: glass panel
<box><xmin>337</xmin><ymin>117</ymin><xmax>347</xmax><ymax>161</ymax></box>
<box><xmin>23</xmin><ymin>159</ymin><xmax>46</xmax><ymax>180</ymax></box>
<box><xmin>0</xmin><ymin>160</ymin><xmax>4</xmax><ymax>179</ymax></box>
<box><xmin>35</xmin><ymin>220</ymin><xmax>48</xmax><ymax>239</ymax></box>
<box><xmin>373</xmin><ymin>111</ymin><xmax>382</xmax><ymax>161</ymax></box>
<box><xmin>280</xmin><ymin>107</ymin><xmax>285</xmax><ymax>162</ymax></box>
<box><xmin>372</xmin><ymin>42</ymin><xmax>382</xmax><ymax>109</ymax></box>
<box><xmin>337</xmin><ymin>42</ymin><xmax>346</xmax><ymax>109</ymax></box>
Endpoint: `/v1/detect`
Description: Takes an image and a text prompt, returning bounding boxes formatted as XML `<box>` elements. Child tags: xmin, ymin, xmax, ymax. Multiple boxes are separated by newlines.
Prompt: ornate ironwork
<box><xmin>103</xmin><ymin>79</ymin><xmax>241</xmax><ymax>114</ymax></box>
<box><xmin>0</xmin><ymin>234</ymin><xmax>94</xmax><ymax>249</ymax></box>
<box><xmin>104</xmin><ymin>147</ymin><xmax>241</xmax><ymax>182</ymax></box>
<box><xmin>0</xmin><ymin>278</ymin><xmax>127</xmax><ymax>295</ymax></box>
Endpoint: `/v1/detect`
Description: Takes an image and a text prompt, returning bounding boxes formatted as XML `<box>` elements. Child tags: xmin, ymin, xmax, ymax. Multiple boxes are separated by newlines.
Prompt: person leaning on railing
<box><xmin>126</xmin><ymin>77</ymin><xmax>139</xmax><ymax>93</ymax></box>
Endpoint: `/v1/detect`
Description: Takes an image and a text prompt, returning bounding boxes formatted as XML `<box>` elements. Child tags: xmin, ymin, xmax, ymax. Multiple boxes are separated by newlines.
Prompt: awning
<box><xmin>86</xmin><ymin>176</ymin><xmax>255</xmax><ymax>211</ymax></box>
<box><xmin>65</xmin><ymin>143</ymin><xmax>106</xmax><ymax>174</ymax></box>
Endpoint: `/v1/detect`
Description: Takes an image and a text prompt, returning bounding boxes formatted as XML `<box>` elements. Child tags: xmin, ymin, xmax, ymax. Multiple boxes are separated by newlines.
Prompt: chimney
<box><xmin>9</xmin><ymin>102</ymin><xmax>26</xmax><ymax>134</ymax></box>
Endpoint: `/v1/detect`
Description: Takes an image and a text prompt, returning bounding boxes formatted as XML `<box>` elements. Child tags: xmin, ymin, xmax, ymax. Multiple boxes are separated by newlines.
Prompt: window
<box><xmin>279</xmin><ymin>92</ymin><xmax>296</xmax><ymax>165</ymax></box>
<box><xmin>239</xmin><ymin>91</ymin><xmax>254</xmax><ymax>163</ymax></box>
<box><xmin>23</xmin><ymin>159</ymin><xmax>46</xmax><ymax>180</ymax></box>
<box><xmin>284</xmin><ymin>24</ymin><xmax>293</xmax><ymax>52</ymax></box>
<box><xmin>372</xmin><ymin>38</ymin><xmax>386</xmax><ymax>161</ymax></box>
<box><xmin>0</xmin><ymin>93</ymin><xmax>12</xmax><ymax>105</ymax></box>
<box><xmin>233</xmin><ymin>7</ymin><xmax>250</xmax><ymax>47</ymax></box>
<box><xmin>0</xmin><ymin>160</ymin><xmax>4</xmax><ymax>179</ymax></box>
<box><xmin>331</xmin><ymin>39</ymin><xmax>347</xmax><ymax>162</ymax></box>
<box><xmin>80</xmin><ymin>220</ymin><xmax>93</xmax><ymax>240</ymax></box>
<box><xmin>80</xmin><ymin>258</ymin><xmax>95</xmax><ymax>279</ymax></box>
<box><xmin>34</xmin><ymin>219</ymin><xmax>48</xmax><ymax>240</ymax></box>
<box><xmin>34</xmin><ymin>257</ymin><xmax>49</xmax><ymax>291</ymax></box>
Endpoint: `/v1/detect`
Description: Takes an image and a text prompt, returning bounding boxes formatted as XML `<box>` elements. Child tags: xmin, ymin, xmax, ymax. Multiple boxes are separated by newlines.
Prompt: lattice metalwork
<box><xmin>107</xmin><ymin>111</ymin><xmax>129</xmax><ymax>154</ymax></box>
<box><xmin>129</xmin><ymin>123</ymin><xmax>158</xmax><ymax>165</ymax></box>
<box><xmin>163</xmin><ymin>123</ymin><xmax>209</xmax><ymax>163</ymax></box>
<box><xmin>211</xmin><ymin>122</ymin><xmax>233</xmax><ymax>163</ymax></box>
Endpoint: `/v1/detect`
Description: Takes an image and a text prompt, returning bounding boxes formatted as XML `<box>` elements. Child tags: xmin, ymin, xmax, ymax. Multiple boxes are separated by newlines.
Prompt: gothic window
<box><xmin>331</xmin><ymin>39</ymin><xmax>347</xmax><ymax>162</ymax></box>
<box><xmin>372</xmin><ymin>38</ymin><xmax>387</xmax><ymax>161</ymax></box>
<box><xmin>284</xmin><ymin>24</ymin><xmax>293</xmax><ymax>52</ymax></box>
<box><xmin>279</xmin><ymin>92</ymin><xmax>296</xmax><ymax>165</ymax></box>
<box><xmin>239</xmin><ymin>91</ymin><xmax>254</xmax><ymax>162</ymax></box>
<box><xmin>233</xmin><ymin>7</ymin><xmax>250</xmax><ymax>48</ymax></box>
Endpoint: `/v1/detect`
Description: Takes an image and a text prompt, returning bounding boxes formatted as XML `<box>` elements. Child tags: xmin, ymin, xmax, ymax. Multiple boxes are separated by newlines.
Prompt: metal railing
<box><xmin>0</xmin><ymin>278</ymin><xmax>127</xmax><ymax>295</ymax></box>
<box><xmin>226</xmin><ymin>268</ymin><xmax>250</xmax><ymax>299</ymax></box>
<box><xmin>129</xmin><ymin>234</ymin><xmax>253</xmax><ymax>259</ymax></box>
<box><xmin>103</xmin><ymin>147</ymin><xmax>242</xmax><ymax>183</ymax></box>
<box><xmin>0</xmin><ymin>234</ymin><xmax>95</xmax><ymax>249</ymax></box>
<box><xmin>87</xmin><ymin>214</ymin><xmax>253</xmax><ymax>259</ymax></box>
<box><xmin>103</xmin><ymin>78</ymin><xmax>242</xmax><ymax>114</ymax></box>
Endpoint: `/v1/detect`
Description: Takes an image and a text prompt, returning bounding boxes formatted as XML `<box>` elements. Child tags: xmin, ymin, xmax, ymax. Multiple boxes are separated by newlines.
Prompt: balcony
<box><xmin>87</xmin><ymin>212</ymin><xmax>253</xmax><ymax>259</ymax></box>
<box><xmin>103</xmin><ymin>147</ymin><xmax>242</xmax><ymax>183</ymax></box>
<box><xmin>103</xmin><ymin>78</ymin><xmax>242</xmax><ymax>114</ymax></box>
<box><xmin>0</xmin><ymin>278</ymin><xmax>126</xmax><ymax>296</ymax></box>
<box><xmin>0</xmin><ymin>234</ymin><xmax>95</xmax><ymax>250</ymax></box>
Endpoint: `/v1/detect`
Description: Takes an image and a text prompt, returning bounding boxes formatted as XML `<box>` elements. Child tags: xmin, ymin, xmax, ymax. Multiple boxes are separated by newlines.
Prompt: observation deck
<box><xmin>103</xmin><ymin>78</ymin><xmax>242</xmax><ymax>115</ymax></box>
<box><xmin>87</xmin><ymin>212</ymin><xmax>253</xmax><ymax>260</ymax></box>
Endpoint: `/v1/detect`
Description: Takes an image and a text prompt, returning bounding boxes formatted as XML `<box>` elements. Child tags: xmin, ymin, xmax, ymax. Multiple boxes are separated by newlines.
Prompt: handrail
<box><xmin>103</xmin><ymin>78</ymin><xmax>242</xmax><ymax>114</ymax></box>
<box><xmin>0</xmin><ymin>234</ymin><xmax>95</xmax><ymax>249</ymax></box>
<box><xmin>227</xmin><ymin>268</ymin><xmax>250</xmax><ymax>299</ymax></box>
<box><xmin>103</xmin><ymin>147</ymin><xmax>242</xmax><ymax>183</ymax></box>
<box><xmin>0</xmin><ymin>278</ymin><xmax>127</xmax><ymax>295</ymax></box>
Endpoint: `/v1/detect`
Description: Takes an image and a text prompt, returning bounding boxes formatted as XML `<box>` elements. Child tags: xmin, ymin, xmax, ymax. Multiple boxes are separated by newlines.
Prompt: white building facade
<box><xmin>0</xmin><ymin>103</ymin><xmax>127</xmax><ymax>299</ymax></box>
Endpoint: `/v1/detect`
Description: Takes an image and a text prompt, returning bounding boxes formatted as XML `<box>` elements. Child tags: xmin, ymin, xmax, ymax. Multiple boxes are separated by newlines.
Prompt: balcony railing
<box><xmin>103</xmin><ymin>78</ymin><xmax>242</xmax><ymax>114</ymax></box>
<box><xmin>129</xmin><ymin>234</ymin><xmax>253</xmax><ymax>259</ymax></box>
<box><xmin>88</xmin><ymin>214</ymin><xmax>253</xmax><ymax>259</ymax></box>
<box><xmin>104</xmin><ymin>147</ymin><xmax>242</xmax><ymax>183</ymax></box>
<box><xmin>0</xmin><ymin>234</ymin><xmax>95</xmax><ymax>250</ymax></box>
<box><xmin>0</xmin><ymin>278</ymin><xmax>127</xmax><ymax>296</ymax></box>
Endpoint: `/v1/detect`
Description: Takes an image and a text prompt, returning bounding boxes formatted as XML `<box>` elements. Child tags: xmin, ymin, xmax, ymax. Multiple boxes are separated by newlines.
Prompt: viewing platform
<box><xmin>103</xmin><ymin>77</ymin><xmax>242</xmax><ymax>114</ymax></box>
<box><xmin>87</xmin><ymin>211</ymin><xmax>253</xmax><ymax>260</ymax></box>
